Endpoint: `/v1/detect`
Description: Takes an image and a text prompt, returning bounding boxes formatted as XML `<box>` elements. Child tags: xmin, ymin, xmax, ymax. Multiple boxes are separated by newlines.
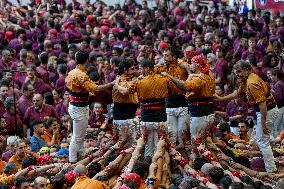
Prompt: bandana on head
<box><xmin>123</xmin><ymin>173</ymin><xmax>142</xmax><ymax>185</ymax></box>
<box><xmin>191</xmin><ymin>55</ymin><xmax>210</xmax><ymax>74</ymax></box>
<box><xmin>65</xmin><ymin>171</ymin><xmax>76</xmax><ymax>185</ymax></box>
<box><xmin>184</xmin><ymin>50</ymin><xmax>198</xmax><ymax>60</ymax></box>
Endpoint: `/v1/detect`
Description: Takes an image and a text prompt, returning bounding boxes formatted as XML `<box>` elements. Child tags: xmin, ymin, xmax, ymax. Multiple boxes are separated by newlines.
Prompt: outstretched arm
<box><xmin>161</xmin><ymin>72</ymin><xmax>188</xmax><ymax>91</ymax></box>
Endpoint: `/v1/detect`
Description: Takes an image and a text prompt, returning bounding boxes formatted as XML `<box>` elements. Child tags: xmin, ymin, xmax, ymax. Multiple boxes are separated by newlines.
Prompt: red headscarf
<box><xmin>184</xmin><ymin>50</ymin><xmax>198</xmax><ymax>60</ymax></box>
<box><xmin>123</xmin><ymin>173</ymin><xmax>142</xmax><ymax>185</ymax></box>
<box><xmin>37</xmin><ymin>155</ymin><xmax>52</xmax><ymax>165</ymax></box>
<box><xmin>65</xmin><ymin>171</ymin><xmax>76</xmax><ymax>185</ymax></box>
<box><xmin>191</xmin><ymin>55</ymin><xmax>210</xmax><ymax>74</ymax></box>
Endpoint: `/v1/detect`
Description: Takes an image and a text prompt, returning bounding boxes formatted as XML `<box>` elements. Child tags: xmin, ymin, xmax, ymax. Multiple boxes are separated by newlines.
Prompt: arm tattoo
<box><xmin>171</xmin><ymin>77</ymin><xmax>188</xmax><ymax>91</ymax></box>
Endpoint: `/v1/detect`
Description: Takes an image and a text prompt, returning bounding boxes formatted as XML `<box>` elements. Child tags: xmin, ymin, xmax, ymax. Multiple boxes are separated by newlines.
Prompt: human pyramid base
<box><xmin>76</xmin><ymin>125</ymin><xmax>284</xmax><ymax>189</ymax></box>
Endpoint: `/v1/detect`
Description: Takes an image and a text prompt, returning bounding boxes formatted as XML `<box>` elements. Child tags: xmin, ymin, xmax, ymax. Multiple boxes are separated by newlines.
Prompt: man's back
<box><xmin>71</xmin><ymin>176</ymin><xmax>107</xmax><ymax>189</ymax></box>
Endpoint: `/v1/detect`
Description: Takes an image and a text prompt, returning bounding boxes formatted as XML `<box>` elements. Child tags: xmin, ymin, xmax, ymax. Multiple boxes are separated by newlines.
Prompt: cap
<box><xmin>123</xmin><ymin>173</ymin><xmax>142</xmax><ymax>185</ymax></box>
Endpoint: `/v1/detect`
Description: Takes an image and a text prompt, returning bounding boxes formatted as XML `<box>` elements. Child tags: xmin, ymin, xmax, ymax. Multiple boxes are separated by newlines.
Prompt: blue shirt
<box><xmin>30</xmin><ymin>136</ymin><xmax>47</xmax><ymax>152</ymax></box>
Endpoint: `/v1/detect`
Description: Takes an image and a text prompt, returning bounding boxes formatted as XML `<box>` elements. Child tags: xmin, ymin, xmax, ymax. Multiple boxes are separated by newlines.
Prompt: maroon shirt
<box><xmin>3</xmin><ymin>111</ymin><xmax>23</xmax><ymax>136</ymax></box>
<box><xmin>0</xmin><ymin>100</ymin><xmax>5</xmax><ymax>115</ymax></box>
<box><xmin>28</xmin><ymin>78</ymin><xmax>52</xmax><ymax>94</ymax></box>
<box><xmin>55</xmin><ymin>75</ymin><xmax>67</xmax><ymax>91</ymax></box>
<box><xmin>88</xmin><ymin>114</ymin><xmax>106</xmax><ymax>129</ymax></box>
<box><xmin>18</xmin><ymin>94</ymin><xmax>33</xmax><ymax>117</ymax></box>
<box><xmin>55</xmin><ymin>102</ymin><xmax>69</xmax><ymax>117</ymax></box>
<box><xmin>24</xmin><ymin>104</ymin><xmax>59</xmax><ymax>127</ymax></box>
<box><xmin>36</xmin><ymin>65</ymin><xmax>50</xmax><ymax>84</ymax></box>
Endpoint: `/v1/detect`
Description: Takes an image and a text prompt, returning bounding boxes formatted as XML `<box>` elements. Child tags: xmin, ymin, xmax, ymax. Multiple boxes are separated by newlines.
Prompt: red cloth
<box><xmin>5</xmin><ymin>31</ymin><xmax>13</xmax><ymax>40</ymax></box>
<box><xmin>159</xmin><ymin>41</ymin><xmax>169</xmax><ymax>49</ymax></box>
<box><xmin>191</xmin><ymin>55</ymin><xmax>210</xmax><ymax>74</ymax></box>
<box><xmin>123</xmin><ymin>173</ymin><xmax>142</xmax><ymax>185</ymax></box>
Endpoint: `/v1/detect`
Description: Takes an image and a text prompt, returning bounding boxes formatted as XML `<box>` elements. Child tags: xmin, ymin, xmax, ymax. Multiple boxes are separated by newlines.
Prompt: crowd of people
<box><xmin>0</xmin><ymin>0</ymin><xmax>284</xmax><ymax>188</ymax></box>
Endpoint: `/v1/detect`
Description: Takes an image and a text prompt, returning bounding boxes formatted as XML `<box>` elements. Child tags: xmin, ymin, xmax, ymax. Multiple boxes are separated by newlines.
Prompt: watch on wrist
<box><xmin>146</xmin><ymin>178</ymin><xmax>156</xmax><ymax>186</ymax></box>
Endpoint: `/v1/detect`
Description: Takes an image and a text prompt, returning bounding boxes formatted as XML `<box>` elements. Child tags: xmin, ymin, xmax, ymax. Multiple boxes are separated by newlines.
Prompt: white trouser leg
<box><xmin>167</xmin><ymin>107</ymin><xmax>190</xmax><ymax>145</ymax></box>
<box><xmin>167</xmin><ymin>108</ymin><xmax>178</xmax><ymax>145</ymax></box>
<box><xmin>68</xmin><ymin>105</ymin><xmax>89</xmax><ymax>163</ymax></box>
<box><xmin>143</xmin><ymin>122</ymin><xmax>165</xmax><ymax>157</ymax></box>
<box><xmin>273</xmin><ymin>106</ymin><xmax>284</xmax><ymax>137</ymax></box>
<box><xmin>256</xmin><ymin>107</ymin><xmax>279</xmax><ymax>172</ymax></box>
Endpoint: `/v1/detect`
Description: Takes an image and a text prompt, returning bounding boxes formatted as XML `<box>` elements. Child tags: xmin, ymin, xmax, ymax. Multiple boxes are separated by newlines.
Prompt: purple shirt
<box><xmin>273</xmin><ymin>80</ymin><xmax>284</xmax><ymax>104</ymax></box>
<box><xmin>0</xmin><ymin>100</ymin><xmax>5</xmax><ymax>115</ymax></box>
<box><xmin>36</xmin><ymin>65</ymin><xmax>50</xmax><ymax>84</ymax></box>
<box><xmin>241</xmin><ymin>50</ymin><xmax>263</xmax><ymax>62</ymax></box>
<box><xmin>2</xmin><ymin>150</ymin><xmax>13</xmax><ymax>162</ymax></box>
<box><xmin>29</xmin><ymin>78</ymin><xmax>52</xmax><ymax>94</ymax></box>
<box><xmin>3</xmin><ymin>111</ymin><xmax>23</xmax><ymax>136</ymax></box>
<box><xmin>8</xmin><ymin>38</ymin><xmax>22</xmax><ymax>54</ymax></box>
<box><xmin>226</xmin><ymin>100</ymin><xmax>248</xmax><ymax>122</ymax></box>
<box><xmin>18</xmin><ymin>94</ymin><xmax>33</xmax><ymax>117</ymax></box>
<box><xmin>88</xmin><ymin>114</ymin><xmax>106</xmax><ymax>129</ymax></box>
<box><xmin>55</xmin><ymin>102</ymin><xmax>69</xmax><ymax>117</ymax></box>
<box><xmin>55</xmin><ymin>75</ymin><xmax>67</xmax><ymax>91</ymax></box>
<box><xmin>24</xmin><ymin>104</ymin><xmax>59</xmax><ymax>127</ymax></box>
<box><xmin>214</xmin><ymin>58</ymin><xmax>228</xmax><ymax>82</ymax></box>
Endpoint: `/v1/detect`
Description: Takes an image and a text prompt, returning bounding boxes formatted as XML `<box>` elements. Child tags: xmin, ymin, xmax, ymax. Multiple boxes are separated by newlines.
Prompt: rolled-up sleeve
<box><xmin>186</xmin><ymin>77</ymin><xmax>202</xmax><ymax>92</ymax></box>
<box><xmin>247</xmin><ymin>83</ymin><xmax>266</xmax><ymax>104</ymax></box>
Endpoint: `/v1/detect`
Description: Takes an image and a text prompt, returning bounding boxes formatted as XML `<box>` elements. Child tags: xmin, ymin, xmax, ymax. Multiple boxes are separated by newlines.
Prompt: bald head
<box><xmin>34</xmin><ymin>176</ymin><xmax>48</xmax><ymax>189</ymax></box>
<box><xmin>33</xmin><ymin>93</ymin><xmax>43</xmax><ymax>109</ymax></box>
<box><xmin>74</xmin><ymin>164</ymin><xmax>87</xmax><ymax>176</ymax></box>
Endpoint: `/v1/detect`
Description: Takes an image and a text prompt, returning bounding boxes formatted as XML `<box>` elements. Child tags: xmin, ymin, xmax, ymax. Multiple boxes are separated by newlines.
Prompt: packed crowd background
<box><xmin>0</xmin><ymin>0</ymin><xmax>284</xmax><ymax>188</ymax></box>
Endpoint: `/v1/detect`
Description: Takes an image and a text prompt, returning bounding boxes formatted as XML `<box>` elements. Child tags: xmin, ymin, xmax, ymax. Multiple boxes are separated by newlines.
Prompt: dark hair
<box><xmin>220</xmin><ymin>176</ymin><xmax>232</xmax><ymax>189</ymax></box>
<box><xmin>22</xmin><ymin>82</ymin><xmax>33</xmax><ymax>93</ymax></box>
<box><xmin>23</xmin><ymin>40</ymin><xmax>33</xmax><ymax>51</ymax></box>
<box><xmin>239</xmin><ymin>175</ymin><xmax>256</xmax><ymax>188</ymax></box>
<box><xmin>180</xmin><ymin>176</ymin><xmax>200</xmax><ymax>188</ymax></box>
<box><xmin>247</xmin><ymin>54</ymin><xmax>257</xmax><ymax>66</ymax></box>
<box><xmin>208</xmin><ymin>167</ymin><xmax>224</xmax><ymax>184</ymax></box>
<box><xmin>118</xmin><ymin>59</ymin><xmax>134</xmax><ymax>75</ymax></box>
<box><xmin>272</xmin><ymin>68</ymin><xmax>284</xmax><ymax>81</ymax></box>
<box><xmin>75</xmin><ymin>50</ymin><xmax>89</xmax><ymax>64</ymax></box>
<box><xmin>230</xmin><ymin>182</ymin><xmax>244</xmax><ymax>189</ymax></box>
<box><xmin>44</xmin><ymin>92</ymin><xmax>55</xmax><ymax>105</ymax></box>
<box><xmin>22</xmin><ymin>156</ymin><xmax>37</xmax><ymax>168</ymax></box>
<box><xmin>89</xmin><ymin>71</ymin><xmax>100</xmax><ymax>82</ymax></box>
<box><xmin>57</xmin><ymin>64</ymin><xmax>67</xmax><ymax>75</ymax></box>
<box><xmin>0</xmin><ymin>79</ymin><xmax>9</xmax><ymax>88</ymax></box>
<box><xmin>50</xmin><ymin>174</ymin><xmax>66</xmax><ymax>189</ymax></box>
<box><xmin>110</xmin><ymin>56</ymin><xmax>121</xmax><ymax>67</ymax></box>
<box><xmin>132</xmin><ymin>161</ymin><xmax>150</xmax><ymax>179</ymax></box>
<box><xmin>193</xmin><ymin>158</ymin><xmax>209</xmax><ymax>170</ymax></box>
<box><xmin>140</xmin><ymin>59</ymin><xmax>154</xmax><ymax>69</ymax></box>
<box><xmin>39</xmin><ymin>52</ymin><xmax>49</xmax><ymax>65</ymax></box>
<box><xmin>30</xmin><ymin>120</ymin><xmax>43</xmax><ymax>129</ymax></box>
<box><xmin>219</xmin><ymin>122</ymin><xmax>230</xmax><ymax>133</ymax></box>
<box><xmin>171</xmin><ymin>174</ymin><xmax>183</xmax><ymax>186</ymax></box>
<box><xmin>14</xmin><ymin>176</ymin><xmax>28</xmax><ymax>189</ymax></box>
<box><xmin>44</xmin><ymin>117</ymin><xmax>57</xmax><ymax>128</ymax></box>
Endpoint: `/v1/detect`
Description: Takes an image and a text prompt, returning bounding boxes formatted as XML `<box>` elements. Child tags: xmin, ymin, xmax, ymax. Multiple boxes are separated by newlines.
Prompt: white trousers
<box><xmin>113</xmin><ymin>118</ymin><xmax>140</xmax><ymax>143</ymax></box>
<box><xmin>273</xmin><ymin>106</ymin><xmax>284</xmax><ymax>137</ymax></box>
<box><xmin>190</xmin><ymin>114</ymin><xmax>215</xmax><ymax>140</ymax></box>
<box><xmin>68</xmin><ymin>104</ymin><xmax>89</xmax><ymax>162</ymax></box>
<box><xmin>142</xmin><ymin>122</ymin><xmax>166</xmax><ymax>157</ymax></box>
<box><xmin>166</xmin><ymin>107</ymin><xmax>190</xmax><ymax>145</ymax></box>
<box><xmin>256</xmin><ymin>107</ymin><xmax>279</xmax><ymax>172</ymax></box>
